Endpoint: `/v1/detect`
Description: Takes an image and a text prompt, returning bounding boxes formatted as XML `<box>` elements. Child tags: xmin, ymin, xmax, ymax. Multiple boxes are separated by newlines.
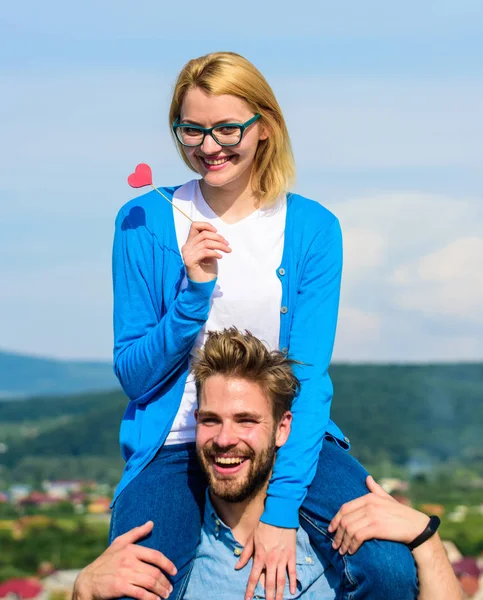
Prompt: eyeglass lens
<box><xmin>176</xmin><ymin>125</ymin><xmax>242</xmax><ymax>147</ymax></box>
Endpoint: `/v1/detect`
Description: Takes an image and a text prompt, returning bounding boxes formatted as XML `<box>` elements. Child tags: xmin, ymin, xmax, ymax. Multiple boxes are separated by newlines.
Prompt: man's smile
<box><xmin>214</xmin><ymin>456</ymin><xmax>245</xmax><ymax>465</ymax></box>
<box><xmin>210</xmin><ymin>453</ymin><xmax>251</xmax><ymax>476</ymax></box>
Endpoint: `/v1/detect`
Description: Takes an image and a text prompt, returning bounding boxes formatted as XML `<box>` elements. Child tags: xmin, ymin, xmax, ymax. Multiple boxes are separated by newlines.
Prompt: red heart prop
<box><xmin>128</xmin><ymin>163</ymin><xmax>153</xmax><ymax>188</ymax></box>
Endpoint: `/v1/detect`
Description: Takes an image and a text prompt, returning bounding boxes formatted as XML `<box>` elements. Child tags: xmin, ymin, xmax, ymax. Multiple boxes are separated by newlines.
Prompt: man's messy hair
<box><xmin>192</xmin><ymin>327</ymin><xmax>300</xmax><ymax>422</ymax></box>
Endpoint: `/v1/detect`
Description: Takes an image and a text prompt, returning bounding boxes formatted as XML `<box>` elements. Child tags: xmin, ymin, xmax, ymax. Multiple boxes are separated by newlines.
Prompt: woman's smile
<box><xmin>199</xmin><ymin>155</ymin><xmax>234</xmax><ymax>170</ymax></box>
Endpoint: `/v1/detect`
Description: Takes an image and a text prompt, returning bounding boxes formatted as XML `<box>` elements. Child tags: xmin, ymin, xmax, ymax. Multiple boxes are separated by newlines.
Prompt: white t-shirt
<box><xmin>165</xmin><ymin>180</ymin><xmax>286</xmax><ymax>445</ymax></box>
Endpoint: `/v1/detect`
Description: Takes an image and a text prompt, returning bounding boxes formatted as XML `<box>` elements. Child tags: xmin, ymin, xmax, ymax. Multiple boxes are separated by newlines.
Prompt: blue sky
<box><xmin>1</xmin><ymin>0</ymin><xmax>482</xmax><ymax>361</ymax></box>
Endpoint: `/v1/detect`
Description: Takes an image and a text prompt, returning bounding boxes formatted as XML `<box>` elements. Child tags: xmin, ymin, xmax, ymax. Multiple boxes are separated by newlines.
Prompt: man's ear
<box><xmin>275</xmin><ymin>411</ymin><xmax>292</xmax><ymax>449</ymax></box>
<box><xmin>194</xmin><ymin>408</ymin><xmax>199</xmax><ymax>423</ymax></box>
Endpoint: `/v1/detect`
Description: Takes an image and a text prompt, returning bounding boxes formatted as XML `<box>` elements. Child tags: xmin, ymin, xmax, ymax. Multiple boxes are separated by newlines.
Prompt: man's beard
<box><xmin>198</xmin><ymin>432</ymin><xmax>277</xmax><ymax>503</ymax></box>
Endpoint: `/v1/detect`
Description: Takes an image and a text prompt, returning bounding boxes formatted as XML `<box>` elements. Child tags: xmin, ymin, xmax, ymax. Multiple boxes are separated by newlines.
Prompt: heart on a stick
<box><xmin>128</xmin><ymin>163</ymin><xmax>153</xmax><ymax>188</ymax></box>
<box><xmin>126</xmin><ymin>163</ymin><xmax>193</xmax><ymax>222</ymax></box>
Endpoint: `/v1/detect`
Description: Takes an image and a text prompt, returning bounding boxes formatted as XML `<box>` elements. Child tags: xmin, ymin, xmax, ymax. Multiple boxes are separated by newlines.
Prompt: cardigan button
<box><xmin>278</xmin><ymin>267</ymin><xmax>286</xmax><ymax>276</ymax></box>
<box><xmin>280</xmin><ymin>306</ymin><xmax>288</xmax><ymax>314</ymax></box>
<box><xmin>281</xmin><ymin>347</ymin><xmax>288</xmax><ymax>355</ymax></box>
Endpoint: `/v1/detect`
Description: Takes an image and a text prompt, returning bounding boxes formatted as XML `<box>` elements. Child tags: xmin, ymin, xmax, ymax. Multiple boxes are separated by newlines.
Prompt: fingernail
<box><xmin>169</xmin><ymin>586</ymin><xmax>174</xmax><ymax>593</ymax></box>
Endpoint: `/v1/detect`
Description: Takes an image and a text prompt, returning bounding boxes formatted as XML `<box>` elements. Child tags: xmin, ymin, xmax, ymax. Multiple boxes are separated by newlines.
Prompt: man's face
<box><xmin>195</xmin><ymin>375</ymin><xmax>291</xmax><ymax>503</ymax></box>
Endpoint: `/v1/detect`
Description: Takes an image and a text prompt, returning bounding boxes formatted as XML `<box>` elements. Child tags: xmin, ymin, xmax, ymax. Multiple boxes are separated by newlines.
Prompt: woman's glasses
<box><xmin>173</xmin><ymin>114</ymin><xmax>261</xmax><ymax>147</ymax></box>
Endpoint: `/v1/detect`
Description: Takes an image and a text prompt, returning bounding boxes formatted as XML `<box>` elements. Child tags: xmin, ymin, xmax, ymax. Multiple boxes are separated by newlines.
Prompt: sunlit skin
<box><xmin>179</xmin><ymin>88</ymin><xmax>269</xmax><ymax>223</ymax></box>
<box><xmin>195</xmin><ymin>375</ymin><xmax>291</xmax><ymax>542</ymax></box>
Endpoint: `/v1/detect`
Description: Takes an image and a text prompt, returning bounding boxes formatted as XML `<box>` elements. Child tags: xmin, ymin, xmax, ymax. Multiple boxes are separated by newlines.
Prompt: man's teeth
<box><xmin>214</xmin><ymin>456</ymin><xmax>245</xmax><ymax>465</ymax></box>
<box><xmin>203</xmin><ymin>157</ymin><xmax>230</xmax><ymax>165</ymax></box>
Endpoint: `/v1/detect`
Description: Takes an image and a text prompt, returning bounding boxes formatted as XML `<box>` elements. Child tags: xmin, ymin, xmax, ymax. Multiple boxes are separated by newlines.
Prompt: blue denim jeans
<box><xmin>110</xmin><ymin>440</ymin><xmax>418</xmax><ymax>600</ymax></box>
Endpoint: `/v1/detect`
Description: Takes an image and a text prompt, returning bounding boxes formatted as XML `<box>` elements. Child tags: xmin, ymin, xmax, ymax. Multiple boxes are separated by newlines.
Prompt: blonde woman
<box><xmin>110</xmin><ymin>52</ymin><xmax>418</xmax><ymax>600</ymax></box>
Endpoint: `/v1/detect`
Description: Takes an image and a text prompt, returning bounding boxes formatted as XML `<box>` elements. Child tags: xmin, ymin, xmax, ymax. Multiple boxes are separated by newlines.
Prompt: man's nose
<box><xmin>214</xmin><ymin>423</ymin><xmax>238</xmax><ymax>448</ymax></box>
<box><xmin>200</xmin><ymin>133</ymin><xmax>222</xmax><ymax>154</ymax></box>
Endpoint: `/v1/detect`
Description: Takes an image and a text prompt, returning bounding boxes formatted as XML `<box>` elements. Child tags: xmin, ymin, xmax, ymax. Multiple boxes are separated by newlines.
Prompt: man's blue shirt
<box><xmin>184</xmin><ymin>493</ymin><xmax>338</xmax><ymax>600</ymax></box>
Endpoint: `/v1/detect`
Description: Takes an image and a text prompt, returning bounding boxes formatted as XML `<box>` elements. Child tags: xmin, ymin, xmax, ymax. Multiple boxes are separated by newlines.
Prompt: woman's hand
<box><xmin>73</xmin><ymin>521</ymin><xmax>177</xmax><ymax>600</ymax></box>
<box><xmin>181</xmin><ymin>222</ymin><xmax>231</xmax><ymax>283</ymax></box>
<box><xmin>236</xmin><ymin>522</ymin><xmax>297</xmax><ymax>600</ymax></box>
<box><xmin>328</xmin><ymin>476</ymin><xmax>430</xmax><ymax>556</ymax></box>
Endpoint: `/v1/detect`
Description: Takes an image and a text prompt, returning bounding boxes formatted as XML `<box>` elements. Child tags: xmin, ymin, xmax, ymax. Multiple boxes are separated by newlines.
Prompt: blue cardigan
<box><xmin>112</xmin><ymin>186</ymin><xmax>348</xmax><ymax>528</ymax></box>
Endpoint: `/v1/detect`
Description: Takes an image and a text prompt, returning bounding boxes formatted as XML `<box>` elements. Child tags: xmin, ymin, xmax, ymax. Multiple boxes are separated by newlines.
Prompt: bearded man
<box><xmin>74</xmin><ymin>329</ymin><xmax>461</xmax><ymax>600</ymax></box>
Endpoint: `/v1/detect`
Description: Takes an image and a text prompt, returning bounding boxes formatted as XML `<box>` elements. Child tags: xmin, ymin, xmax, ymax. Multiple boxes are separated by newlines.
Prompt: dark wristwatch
<box><xmin>407</xmin><ymin>515</ymin><xmax>441</xmax><ymax>550</ymax></box>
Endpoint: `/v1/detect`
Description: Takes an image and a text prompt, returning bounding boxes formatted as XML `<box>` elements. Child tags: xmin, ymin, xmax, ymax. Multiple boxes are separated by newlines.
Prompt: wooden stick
<box><xmin>150</xmin><ymin>184</ymin><xmax>193</xmax><ymax>222</ymax></box>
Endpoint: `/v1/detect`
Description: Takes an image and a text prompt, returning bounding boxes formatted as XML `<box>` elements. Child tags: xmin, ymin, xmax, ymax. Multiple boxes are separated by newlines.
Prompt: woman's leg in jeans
<box><xmin>299</xmin><ymin>439</ymin><xmax>418</xmax><ymax>600</ymax></box>
<box><xmin>109</xmin><ymin>443</ymin><xmax>207</xmax><ymax>600</ymax></box>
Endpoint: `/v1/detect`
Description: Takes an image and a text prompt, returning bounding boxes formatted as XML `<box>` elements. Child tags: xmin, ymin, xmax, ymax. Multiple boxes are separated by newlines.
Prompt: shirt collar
<box><xmin>203</xmin><ymin>489</ymin><xmax>244</xmax><ymax>554</ymax></box>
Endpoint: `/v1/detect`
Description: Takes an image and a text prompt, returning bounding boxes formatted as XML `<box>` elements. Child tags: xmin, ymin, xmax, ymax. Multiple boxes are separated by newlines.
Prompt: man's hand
<box><xmin>73</xmin><ymin>521</ymin><xmax>177</xmax><ymax>600</ymax></box>
<box><xmin>328</xmin><ymin>476</ymin><xmax>429</xmax><ymax>556</ymax></box>
<box><xmin>235</xmin><ymin>522</ymin><xmax>297</xmax><ymax>600</ymax></box>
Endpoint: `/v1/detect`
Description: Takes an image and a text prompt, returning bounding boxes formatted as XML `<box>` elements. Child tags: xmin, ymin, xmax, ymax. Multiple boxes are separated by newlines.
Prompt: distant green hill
<box><xmin>0</xmin><ymin>350</ymin><xmax>118</xmax><ymax>397</ymax></box>
<box><xmin>0</xmin><ymin>388</ymin><xmax>126</xmax><ymax>485</ymax></box>
<box><xmin>0</xmin><ymin>363</ymin><xmax>482</xmax><ymax>485</ymax></box>
<box><xmin>330</xmin><ymin>363</ymin><xmax>483</xmax><ymax>467</ymax></box>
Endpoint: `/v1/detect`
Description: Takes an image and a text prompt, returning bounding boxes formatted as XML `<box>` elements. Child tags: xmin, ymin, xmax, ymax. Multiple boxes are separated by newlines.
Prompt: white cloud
<box><xmin>333</xmin><ymin>307</ymin><xmax>382</xmax><ymax>361</ymax></box>
<box><xmin>391</xmin><ymin>237</ymin><xmax>483</xmax><ymax>323</ymax></box>
<box><xmin>329</xmin><ymin>192</ymin><xmax>483</xmax><ymax>360</ymax></box>
<box><xmin>342</xmin><ymin>229</ymin><xmax>385</xmax><ymax>274</ymax></box>
<box><xmin>333</xmin><ymin>192</ymin><xmax>483</xmax><ymax>257</ymax></box>
<box><xmin>413</xmin><ymin>237</ymin><xmax>483</xmax><ymax>283</ymax></box>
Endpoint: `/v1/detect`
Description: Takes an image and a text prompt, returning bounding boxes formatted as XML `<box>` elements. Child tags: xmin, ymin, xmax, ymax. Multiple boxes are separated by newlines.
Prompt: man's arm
<box><xmin>73</xmin><ymin>521</ymin><xmax>177</xmax><ymax>600</ymax></box>
<box><xmin>329</xmin><ymin>476</ymin><xmax>462</xmax><ymax>600</ymax></box>
<box><xmin>412</xmin><ymin>533</ymin><xmax>462</xmax><ymax>600</ymax></box>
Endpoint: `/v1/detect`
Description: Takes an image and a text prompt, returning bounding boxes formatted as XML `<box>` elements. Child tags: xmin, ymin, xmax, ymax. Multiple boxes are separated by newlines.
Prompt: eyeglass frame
<box><xmin>172</xmin><ymin>114</ymin><xmax>261</xmax><ymax>147</ymax></box>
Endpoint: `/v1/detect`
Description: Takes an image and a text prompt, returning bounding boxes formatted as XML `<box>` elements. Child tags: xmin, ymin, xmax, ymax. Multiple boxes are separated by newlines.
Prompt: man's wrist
<box><xmin>412</xmin><ymin>532</ymin><xmax>443</xmax><ymax>563</ymax></box>
<box><xmin>407</xmin><ymin>515</ymin><xmax>441</xmax><ymax>550</ymax></box>
<box><xmin>73</xmin><ymin>568</ymin><xmax>94</xmax><ymax>600</ymax></box>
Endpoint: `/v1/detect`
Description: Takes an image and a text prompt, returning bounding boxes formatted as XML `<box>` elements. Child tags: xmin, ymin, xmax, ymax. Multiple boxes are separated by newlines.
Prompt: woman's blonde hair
<box><xmin>169</xmin><ymin>51</ymin><xmax>295</xmax><ymax>205</ymax></box>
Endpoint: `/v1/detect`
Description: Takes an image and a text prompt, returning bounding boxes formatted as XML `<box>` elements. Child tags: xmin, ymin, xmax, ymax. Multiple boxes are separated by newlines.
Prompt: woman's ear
<box><xmin>259</xmin><ymin>126</ymin><xmax>270</xmax><ymax>141</ymax></box>
<box><xmin>257</xmin><ymin>117</ymin><xmax>270</xmax><ymax>141</ymax></box>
